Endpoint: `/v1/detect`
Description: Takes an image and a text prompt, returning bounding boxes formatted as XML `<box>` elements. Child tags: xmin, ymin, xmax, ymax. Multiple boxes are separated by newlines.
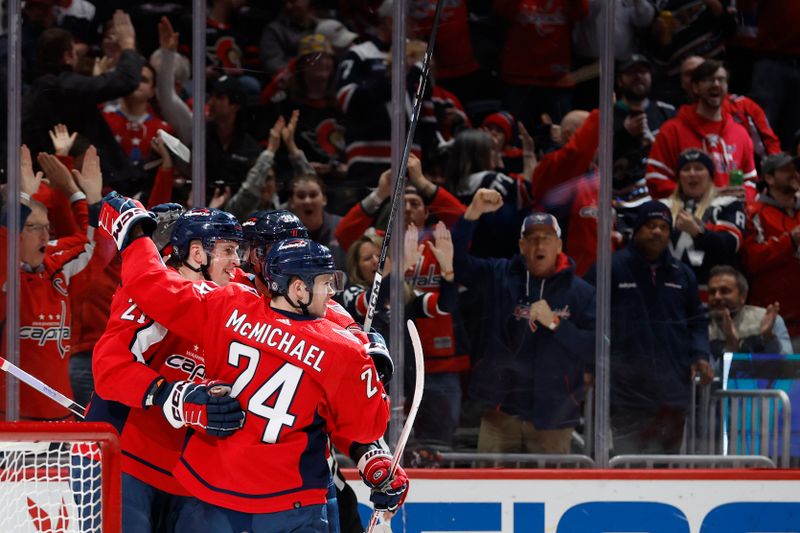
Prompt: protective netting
<box><xmin>0</xmin><ymin>441</ymin><xmax>103</xmax><ymax>533</ymax></box>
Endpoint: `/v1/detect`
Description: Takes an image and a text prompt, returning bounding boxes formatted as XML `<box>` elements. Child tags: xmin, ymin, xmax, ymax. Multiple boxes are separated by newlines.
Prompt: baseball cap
<box><xmin>761</xmin><ymin>152</ymin><xmax>798</xmax><ymax>175</ymax></box>
<box><xmin>316</xmin><ymin>19</ymin><xmax>358</xmax><ymax>49</ymax></box>
<box><xmin>618</xmin><ymin>54</ymin><xmax>652</xmax><ymax>74</ymax></box>
<box><xmin>297</xmin><ymin>33</ymin><xmax>333</xmax><ymax>59</ymax></box>
<box><xmin>521</xmin><ymin>212</ymin><xmax>561</xmax><ymax>238</ymax></box>
<box><xmin>633</xmin><ymin>200</ymin><xmax>672</xmax><ymax>234</ymax></box>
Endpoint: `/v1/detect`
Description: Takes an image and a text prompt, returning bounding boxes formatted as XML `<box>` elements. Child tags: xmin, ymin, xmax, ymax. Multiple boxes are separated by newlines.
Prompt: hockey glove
<box><xmin>365</xmin><ymin>331</ymin><xmax>393</xmax><ymax>385</ymax></box>
<box><xmin>358</xmin><ymin>448</ymin><xmax>409</xmax><ymax>511</ymax></box>
<box><xmin>153</xmin><ymin>379</ymin><xmax>245</xmax><ymax>437</ymax></box>
<box><xmin>98</xmin><ymin>191</ymin><xmax>157</xmax><ymax>251</ymax></box>
<box><xmin>149</xmin><ymin>202</ymin><xmax>184</xmax><ymax>254</ymax></box>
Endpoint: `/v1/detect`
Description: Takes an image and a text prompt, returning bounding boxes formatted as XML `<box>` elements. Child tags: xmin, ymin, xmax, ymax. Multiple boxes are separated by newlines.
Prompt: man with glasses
<box><xmin>452</xmin><ymin>188</ymin><xmax>596</xmax><ymax>454</ymax></box>
<box><xmin>646</xmin><ymin>59</ymin><xmax>758</xmax><ymax>200</ymax></box>
<box><xmin>0</xmin><ymin>146</ymin><xmax>99</xmax><ymax>422</ymax></box>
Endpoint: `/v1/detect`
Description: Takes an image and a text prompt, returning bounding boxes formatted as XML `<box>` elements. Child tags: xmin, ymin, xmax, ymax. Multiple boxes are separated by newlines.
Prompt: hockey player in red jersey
<box><xmin>98</xmin><ymin>193</ymin><xmax>408</xmax><ymax>531</ymax></box>
<box><xmin>87</xmin><ymin>207</ymin><xmax>247</xmax><ymax>531</ymax></box>
<box><xmin>0</xmin><ymin>146</ymin><xmax>98</xmax><ymax>421</ymax></box>
<box><xmin>241</xmin><ymin>209</ymin><xmax>393</xmax><ymax>533</ymax></box>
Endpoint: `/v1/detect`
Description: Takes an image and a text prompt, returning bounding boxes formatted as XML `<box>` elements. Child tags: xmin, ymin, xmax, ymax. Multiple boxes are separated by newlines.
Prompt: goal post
<box><xmin>0</xmin><ymin>422</ymin><xmax>121</xmax><ymax>533</ymax></box>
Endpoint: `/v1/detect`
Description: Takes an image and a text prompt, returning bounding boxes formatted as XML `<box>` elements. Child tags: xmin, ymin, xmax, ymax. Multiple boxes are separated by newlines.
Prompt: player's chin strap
<box><xmin>181</xmin><ymin>258</ymin><xmax>213</xmax><ymax>281</ymax></box>
<box><xmin>285</xmin><ymin>290</ymin><xmax>312</xmax><ymax>316</ymax></box>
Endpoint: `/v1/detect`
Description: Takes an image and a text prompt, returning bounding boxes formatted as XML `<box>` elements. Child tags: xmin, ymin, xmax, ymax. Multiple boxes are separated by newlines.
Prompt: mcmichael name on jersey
<box><xmin>225</xmin><ymin>309</ymin><xmax>330</xmax><ymax>373</ymax></box>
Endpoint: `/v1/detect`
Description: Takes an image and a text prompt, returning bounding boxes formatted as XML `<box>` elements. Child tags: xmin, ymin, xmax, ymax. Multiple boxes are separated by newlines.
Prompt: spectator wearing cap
<box><xmin>742</xmin><ymin>152</ymin><xmax>800</xmax><ymax>352</ymax></box>
<box><xmin>661</xmin><ymin>148</ymin><xmax>746</xmax><ymax>297</ymax></box>
<box><xmin>646</xmin><ymin>60</ymin><xmax>757</xmax><ymax>201</ymax></box>
<box><xmin>571</xmin><ymin>0</ymin><xmax>656</xmax><ymax>109</ymax></box>
<box><xmin>680</xmin><ymin>55</ymin><xmax>780</xmax><ymax>161</ymax></box>
<box><xmin>707</xmin><ymin>265</ymin><xmax>792</xmax><ymax>367</ymax></box>
<box><xmin>587</xmin><ymin>200</ymin><xmax>712</xmax><ymax>455</ymax></box>
<box><xmin>259</xmin><ymin>0</ymin><xmax>318</xmax><ymax>79</ymax></box>
<box><xmin>613</xmin><ymin>54</ymin><xmax>675</xmax><ymax>193</ymax></box>
<box><xmin>258</xmin><ymin>34</ymin><xmax>344</xmax><ymax>186</ymax></box>
<box><xmin>452</xmin><ymin>189</ymin><xmax>596</xmax><ymax>454</ymax></box>
<box><xmin>315</xmin><ymin>18</ymin><xmax>359</xmax><ymax>60</ymax></box>
<box><xmin>206</xmin><ymin>75</ymin><xmax>263</xmax><ymax>187</ymax></box>
<box><xmin>481</xmin><ymin>111</ymin><xmax>524</xmax><ymax>174</ymax></box>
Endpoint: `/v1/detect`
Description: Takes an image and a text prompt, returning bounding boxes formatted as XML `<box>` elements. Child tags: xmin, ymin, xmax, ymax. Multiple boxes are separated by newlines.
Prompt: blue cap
<box><xmin>521</xmin><ymin>212</ymin><xmax>562</xmax><ymax>238</ymax></box>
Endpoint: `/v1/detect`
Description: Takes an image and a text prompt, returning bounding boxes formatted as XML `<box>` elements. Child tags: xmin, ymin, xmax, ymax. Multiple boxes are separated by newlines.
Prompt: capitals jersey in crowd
<box><xmin>87</xmin><ymin>281</ymin><xmax>212</xmax><ymax>495</ymax></box>
<box><xmin>409</xmin><ymin>0</ymin><xmax>479</xmax><ymax>80</ymax></box>
<box><xmin>0</xmin><ymin>201</ymin><xmax>93</xmax><ymax>420</ymax></box>
<box><xmin>119</xmin><ymin>238</ymin><xmax>389</xmax><ymax>513</ymax></box>
<box><xmin>103</xmin><ymin>108</ymin><xmax>171</xmax><ymax>164</ymax></box>
<box><xmin>662</xmin><ymin>195</ymin><xmax>746</xmax><ymax>290</ymax></box>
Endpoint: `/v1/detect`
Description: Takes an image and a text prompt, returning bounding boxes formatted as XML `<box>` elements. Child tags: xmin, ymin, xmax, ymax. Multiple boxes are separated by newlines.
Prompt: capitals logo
<box><xmin>513</xmin><ymin>302</ymin><xmax>571</xmax><ymax>332</ymax></box>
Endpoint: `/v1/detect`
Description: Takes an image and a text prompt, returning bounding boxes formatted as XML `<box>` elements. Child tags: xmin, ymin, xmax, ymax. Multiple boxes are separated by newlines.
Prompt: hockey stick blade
<box><xmin>0</xmin><ymin>356</ymin><xmax>86</xmax><ymax>419</ymax></box>
<box><xmin>366</xmin><ymin>319</ymin><xmax>425</xmax><ymax>533</ymax></box>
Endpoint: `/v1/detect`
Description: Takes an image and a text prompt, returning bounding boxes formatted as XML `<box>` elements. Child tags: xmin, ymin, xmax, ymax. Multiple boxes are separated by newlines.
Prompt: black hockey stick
<box><xmin>362</xmin><ymin>0</ymin><xmax>446</xmax><ymax>332</ymax></box>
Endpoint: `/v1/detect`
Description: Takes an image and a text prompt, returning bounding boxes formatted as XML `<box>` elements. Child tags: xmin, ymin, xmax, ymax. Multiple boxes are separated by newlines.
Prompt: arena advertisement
<box><xmin>347</xmin><ymin>469</ymin><xmax>800</xmax><ymax>533</ymax></box>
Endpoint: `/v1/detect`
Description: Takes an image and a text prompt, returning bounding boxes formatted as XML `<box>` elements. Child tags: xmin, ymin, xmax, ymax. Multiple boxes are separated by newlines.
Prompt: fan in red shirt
<box><xmin>0</xmin><ymin>146</ymin><xmax>98</xmax><ymax>421</ymax></box>
<box><xmin>97</xmin><ymin>194</ymin><xmax>409</xmax><ymax>530</ymax></box>
<box><xmin>103</xmin><ymin>64</ymin><xmax>172</xmax><ymax>165</ymax></box>
<box><xmin>647</xmin><ymin>60</ymin><xmax>757</xmax><ymax>200</ymax></box>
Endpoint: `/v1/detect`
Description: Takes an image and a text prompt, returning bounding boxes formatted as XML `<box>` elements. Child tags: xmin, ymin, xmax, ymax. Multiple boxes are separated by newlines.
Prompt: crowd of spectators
<box><xmin>3</xmin><ymin>0</ymin><xmax>800</xmax><ymax>463</ymax></box>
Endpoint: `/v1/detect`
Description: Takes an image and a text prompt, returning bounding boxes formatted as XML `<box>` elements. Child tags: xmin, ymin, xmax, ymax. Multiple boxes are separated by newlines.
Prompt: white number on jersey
<box><xmin>227</xmin><ymin>342</ymin><xmax>303</xmax><ymax>444</ymax></box>
<box><xmin>120</xmin><ymin>299</ymin><xmax>147</xmax><ymax>324</ymax></box>
<box><xmin>361</xmin><ymin>367</ymin><xmax>378</xmax><ymax>398</ymax></box>
<box><xmin>249</xmin><ymin>363</ymin><xmax>303</xmax><ymax>443</ymax></box>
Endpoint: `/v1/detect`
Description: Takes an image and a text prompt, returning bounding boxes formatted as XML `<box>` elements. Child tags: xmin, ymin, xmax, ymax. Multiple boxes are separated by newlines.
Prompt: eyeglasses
<box><xmin>23</xmin><ymin>223</ymin><xmax>51</xmax><ymax>234</ymax></box>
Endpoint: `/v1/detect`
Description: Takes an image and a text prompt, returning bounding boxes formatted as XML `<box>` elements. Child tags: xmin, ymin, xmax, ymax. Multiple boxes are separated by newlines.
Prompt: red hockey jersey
<box><xmin>88</xmin><ymin>281</ymin><xmax>212</xmax><ymax>495</ymax></box>
<box><xmin>410</xmin><ymin>0</ymin><xmax>479</xmax><ymax>80</ymax></box>
<box><xmin>495</xmin><ymin>0</ymin><xmax>589</xmax><ymax>86</ymax></box>
<box><xmin>646</xmin><ymin>104</ymin><xmax>757</xmax><ymax>199</ymax></box>
<box><xmin>741</xmin><ymin>193</ymin><xmax>800</xmax><ymax>336</ymax></box>
<box><xmin>103</xmin><ymin>109</ymin><xmax>172</xmax><ymax>164</ymax></box>
<box><xmin>118</xmin><ymin>238</ymin><xmax>389</xmax><ymax>513</ymax></box>
<box><xmin>0</xmin><ymin>201</ymin><xmax>93</xmax><ymax>420</ymax></box>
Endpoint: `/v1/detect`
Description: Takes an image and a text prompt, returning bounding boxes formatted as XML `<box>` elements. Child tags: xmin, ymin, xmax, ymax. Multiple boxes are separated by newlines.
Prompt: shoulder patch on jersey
<box><xmin>192</xmin><ymin>281</ymin><xmax>218</xmax><ymax>295</ymax></box>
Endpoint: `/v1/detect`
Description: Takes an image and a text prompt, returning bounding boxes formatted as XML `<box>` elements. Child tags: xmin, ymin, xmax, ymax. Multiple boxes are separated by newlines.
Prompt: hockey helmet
<box><xmin>170</xmin><ymin>207</ymin><xmax>247</xmax><ymax>263</ymax></box>
<box><xmin>264</xmin><ymin>238</ymin><xmax>344</xmax><ymax>301</ymax></box>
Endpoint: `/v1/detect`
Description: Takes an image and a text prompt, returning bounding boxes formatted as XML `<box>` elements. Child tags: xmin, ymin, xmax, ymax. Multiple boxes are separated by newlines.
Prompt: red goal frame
<box><xmin>0</xmin><ymin>421</ymin><xmax>121</xmax><ymax>532</ymax></box>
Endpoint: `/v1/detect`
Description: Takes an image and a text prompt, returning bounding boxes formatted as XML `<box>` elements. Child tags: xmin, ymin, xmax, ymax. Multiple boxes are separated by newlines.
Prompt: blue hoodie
<box><xmin>453</xmin><ymin>217</ymin><xmax>596</xmax><ymax>429</ymax></box>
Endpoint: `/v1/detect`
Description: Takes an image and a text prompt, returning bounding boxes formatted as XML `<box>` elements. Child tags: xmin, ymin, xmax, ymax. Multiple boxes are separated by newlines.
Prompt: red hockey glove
<box><xmin>98</xmin><ymin>191</ymin><xmax>156</xmax><ymax>251</ymax></box>
<box><xmin>153</xmin><ymin>379</ymin><xmax>245</xmax><ymax>437</ymax></box>
<box><xmin>358</xmin><ymin>448</ymin><xmax>409</xmax><ymax>511</ymax></box>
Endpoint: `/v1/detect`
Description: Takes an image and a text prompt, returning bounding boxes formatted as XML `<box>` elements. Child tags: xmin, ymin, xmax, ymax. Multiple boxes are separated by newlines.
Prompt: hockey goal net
<box><xmin>0</xmin><ymin>422</ymin><xmax>121</xmax><ymax>533</ymax></box>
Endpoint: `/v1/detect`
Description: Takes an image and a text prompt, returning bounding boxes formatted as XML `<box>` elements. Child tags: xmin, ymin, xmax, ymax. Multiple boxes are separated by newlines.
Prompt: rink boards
<box><xmin>346</xmin><ymin>468</ymin><xmax>800</xmax><ymax>533</ymax></box>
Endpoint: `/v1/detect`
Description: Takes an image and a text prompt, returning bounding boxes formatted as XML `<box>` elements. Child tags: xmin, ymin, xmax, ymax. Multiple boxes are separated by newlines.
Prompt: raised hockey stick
<box><xmin>362</xmin><ymin>0</ymin><xmax>446</xmax><ymax>332</ymax></box>
<box><xmin>366</xmin><ymin>319</ymin><xmax>425</xmax><ymax>533</ymax></box>
<box><xmin>0</xmin><ymin>356</ymin><xmax>86</xmax><ymax>419</ymax></box>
